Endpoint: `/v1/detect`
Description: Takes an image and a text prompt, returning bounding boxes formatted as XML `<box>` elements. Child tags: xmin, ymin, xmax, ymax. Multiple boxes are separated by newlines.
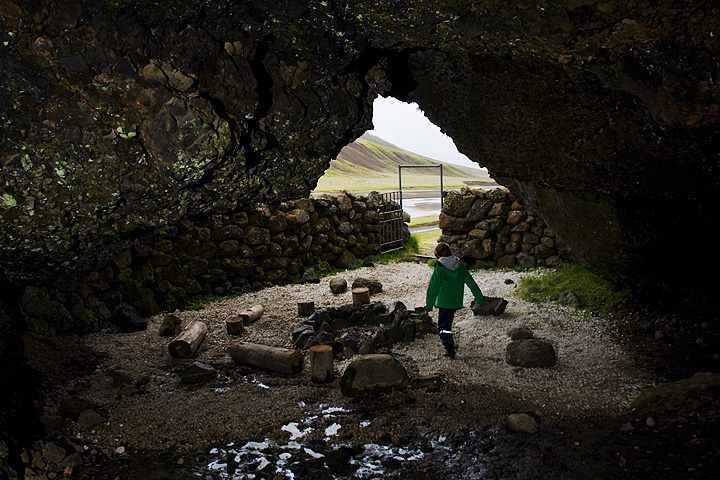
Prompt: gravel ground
<box><xmin>34</xmin><ymin>260</ymin><xmax>654</xmax><ymax>463</ymax></box>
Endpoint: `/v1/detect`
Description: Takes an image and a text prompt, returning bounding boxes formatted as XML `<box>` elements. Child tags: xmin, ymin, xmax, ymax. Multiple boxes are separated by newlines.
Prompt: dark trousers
<box><xmin>437</xmin><ymin>307</ymin><xmax>457</xmax><ymax>351</ymax></box>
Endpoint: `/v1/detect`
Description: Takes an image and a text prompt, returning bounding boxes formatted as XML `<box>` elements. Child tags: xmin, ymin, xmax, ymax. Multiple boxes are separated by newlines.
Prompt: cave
<box><xmin>2</xmin><ymin>2</ymin><xmax>720</xmax><ymax>477</ymax></box>
<box><xmin>1</xmin><ymin>1</ymin><xmax>718</xmax><ymax>305</ymax></box>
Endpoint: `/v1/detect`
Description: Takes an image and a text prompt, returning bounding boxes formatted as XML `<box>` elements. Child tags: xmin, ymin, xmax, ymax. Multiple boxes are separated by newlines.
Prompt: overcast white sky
<box><xmin>367</xmin><ymin>96</ymin><xmax>483</xmax><ymax>170</ymax></box>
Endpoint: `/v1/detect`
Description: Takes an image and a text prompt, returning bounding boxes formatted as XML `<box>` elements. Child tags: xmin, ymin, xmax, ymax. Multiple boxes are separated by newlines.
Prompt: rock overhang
<box><xmin>0</xmin><ymin>0</ymin><xmax>718</xmax><ymax>297</ymax></box>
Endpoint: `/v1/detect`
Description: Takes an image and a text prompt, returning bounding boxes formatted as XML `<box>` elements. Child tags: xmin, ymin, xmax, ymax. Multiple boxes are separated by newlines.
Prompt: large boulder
<box><xmin>339</xmin><ymin>354</ymin><xmax>408</xmax><ymax>398</ymax></box>
<box><xmin>506</xmin><ymin>339</ymin><xmax>557</xmax><ymax>368</ymax></box>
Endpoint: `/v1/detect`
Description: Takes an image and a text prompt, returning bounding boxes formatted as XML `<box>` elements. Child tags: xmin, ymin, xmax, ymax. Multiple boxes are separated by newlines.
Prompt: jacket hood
<box><xmin>438</xmin><ymin>255</ymin><xmax>461</xmax><ymax>272</ymax></box>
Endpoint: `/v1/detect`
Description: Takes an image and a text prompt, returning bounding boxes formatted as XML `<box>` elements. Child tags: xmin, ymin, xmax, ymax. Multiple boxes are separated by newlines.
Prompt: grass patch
<box><xmin>314</xmin><ymin>173</ymin><xmax>480</xmax><ymax>193</ymax></box>
<box><xmin>411</xmin><ymin>230</ymin><xmax>440</xmax><ymax>255</ymax></box>
<box><xmin>516</xmin><ymin>263</ymin><xmax>631</xmax><ymax>313</ymax></box>
<box><xmin>408</xmin><ymin>215</ymin><xmax>438</xmax><ymax>227</ymax></box>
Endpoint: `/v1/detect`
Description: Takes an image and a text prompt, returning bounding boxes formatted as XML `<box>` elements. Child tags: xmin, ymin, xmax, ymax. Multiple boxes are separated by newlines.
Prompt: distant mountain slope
<box><xmin>314</xmin><ymin>132</ymin><xmax>497</xmax><ymax>192</ymax></box>
<box><xmin>330</xmin><ymin>133</ymin><xmax>492</xmax><ymax>179</ymax></box>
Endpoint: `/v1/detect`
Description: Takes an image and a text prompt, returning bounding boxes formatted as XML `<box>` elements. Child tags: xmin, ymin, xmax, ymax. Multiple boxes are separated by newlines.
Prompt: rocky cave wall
<box><xmin>15</xmin><ymin>191</ymin><xmax>408</xmax><ymax>335</ymax></box>
<box><xmin>2</xmin><ymin>1</ymin><xmax>720</xmax><ymax>320</ymax></box>
<box><xmin>439</xmin><ymin>188</ymin><xmax>570</xmax><ymax>270</ymax></box>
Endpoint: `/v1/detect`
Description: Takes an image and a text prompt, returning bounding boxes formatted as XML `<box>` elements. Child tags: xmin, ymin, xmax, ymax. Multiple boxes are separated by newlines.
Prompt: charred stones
<box><xmin>291</xmin><ymin>301</ymin><xmax>435</xmax><ymax>357</ymax></box>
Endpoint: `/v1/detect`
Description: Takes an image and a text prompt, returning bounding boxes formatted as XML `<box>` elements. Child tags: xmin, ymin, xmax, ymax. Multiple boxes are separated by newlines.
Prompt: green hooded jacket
<box><xmin>425</xmin><ymin>256</ymin><xmax>484</xmax><ymax>311</ymax></box>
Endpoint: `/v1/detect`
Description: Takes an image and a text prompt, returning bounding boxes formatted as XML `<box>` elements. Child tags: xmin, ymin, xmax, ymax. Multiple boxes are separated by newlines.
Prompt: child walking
<box><xmin>425</xmin><ymin>242</ymin><xmax>484</xmax><ymax>359</ymax></box>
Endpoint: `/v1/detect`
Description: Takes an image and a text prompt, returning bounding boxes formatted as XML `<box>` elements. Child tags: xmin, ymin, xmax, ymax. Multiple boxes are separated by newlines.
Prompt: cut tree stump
<box><xmin>229</xmin><ymin>342</ymin><xmax>304</xmax><ymax>375</ymax></box>
<box><xmin>352</xmin><ymin>287</ymin><xmax>370</xmax><ymax>305</ymax></box>
<box><xmin>169</xmin><ymin>320</ymin><xmax>208</xmax><ymax>359</ymax></box>
<box><xmin>309</xmin><ymin>344</ymin><xmax>334</xmax><ymax>383</ymax></box>
<box><xmin>225</xmin><ymin>316</ymin><xmax>245</xmax><ymax>335</ymax></box>
<box><xmin>297</xmin><ymin>301</ymin><xmax>315</xmax><ymax>316</ymax></box>
<box><xmin>239</xmin><ymin>305</ymin><xmax>264</xmax><ymax>325</ymax></box>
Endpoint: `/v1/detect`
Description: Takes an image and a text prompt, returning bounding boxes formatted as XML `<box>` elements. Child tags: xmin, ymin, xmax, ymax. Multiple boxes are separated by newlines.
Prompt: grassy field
<box><xmin>313</xmin><ymin>133</ymin><xmax>497</xmax><ymax>193</ymax></box>
<box><xmin>408</xmin><ymin>215</ymin><xmax>438</xmax><ymax>227</ymax></box>
<box><xmin>314</xmin><ymin>172</ymin><xmax>492</xmax><ymax>192</ymax></box>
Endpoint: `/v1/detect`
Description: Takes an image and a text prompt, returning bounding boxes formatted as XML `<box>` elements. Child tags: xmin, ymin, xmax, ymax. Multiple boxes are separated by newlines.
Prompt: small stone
<box><xmin>471</xmin><ymin>297</ymin><xmax>508</xmax><ymax>316</ymax></box>
<box><xmin>504</xmin><ymin>278</ymin><xmax>514</xmax><ymax>284</ymax></box>
<box><xmin>114</xmin><ymin>446</ymin><xmax>125</xmax><ymax>455</ymax></box>
<box><xmin>646</xmin><ymin>416</ymin><xmax>656</xmax><ymax>427</ymax></box>
<box><xmin>32</xmin><ymin>451</ymin><xmax>47</xmax><ymax>469</ymax></box>
<box><xmin>329</xmin><ymin>277</ymin><xmax>347</xmax><ymax>294</ymax></box>
<box><xmin>42</xmin><ymin>442</ymin><xmax>66</xmax><ymax>464</ymax></box>
<box><xmin>408</xmin><ymin>374</ymin><xmax>443</xmax><ymax>391</ymax></box>
<box><xmin>620</xmin><ymin>422</ymin><xmax>634</xmax><ymax>432</ymax></box>
<box><xmin>507</xmin><ymin>325</ymin><xmax>533</xmax><ymax>340</ymax></box>
<box><xmin>113</xmin><ymin>309</ymin><xmax>148</xmax><ymax>332</ymax></box>
<box><xmin>61</xmin><ymin>453</ymin><xmax>82</xmax><ymax>468</ymax></box>
<box><xmin>116</xmin><ymin>384</ymin><xmax>139</xmax><ymax>399</ymax></box>
<box><xmin>110</xmin><ymin>368</ymin><xmax>133</xmax><ymax>387</ymax></box>
<box><xmin>558</xmin><ymin>291</ymin><xmax>581</xmax><ymax>307</ymax></box>
<box><xmin>176</xmin><ymin>362</ymin><xmax>217</xmax><ymax>384</ymax></box>
<box><xmin>39</xmin><ymin>415</ymin><xmax>63</xmax><ymax>434</ymax></box>
<box><xmin>77</xmin><ymin>409</ymin><xmax>104</xmax><ymax>430</ymax></box>
<box><xmin>300</xmin><ymin>271</ymin><xmax>320</xmax><ymax>284</ymax></box>
<box><xmin>507</xmin><ymin>413</ymin><xmax>537</xmax><ymax>434</ymax></box>
<box><xmin>177</xmin><ymin>458</ymin><xmax>184</xmax><ymax>465</ymax></box>
<box><xmin>158</xmin><ymin>314</ymin><xmax>182</xmax><ymax>337</ymax></box>
<box><xmin>351</xmin><ymin>278</ymin><xmax>382</xmax><ymax>295</ymax></box>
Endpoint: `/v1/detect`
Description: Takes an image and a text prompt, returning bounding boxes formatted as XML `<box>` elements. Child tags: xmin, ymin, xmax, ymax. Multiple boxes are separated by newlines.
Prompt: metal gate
<box><xmin>378</xmin><ymin>191</ymin><xmax>405</xmax><ymax>253</ymax></box>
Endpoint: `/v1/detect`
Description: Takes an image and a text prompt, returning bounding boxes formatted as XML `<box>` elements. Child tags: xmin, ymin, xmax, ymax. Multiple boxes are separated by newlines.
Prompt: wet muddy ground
<box><xmin>3</xmin><ymin>264</ymin><xmax>719</xmax><ymax>480</ymax></box>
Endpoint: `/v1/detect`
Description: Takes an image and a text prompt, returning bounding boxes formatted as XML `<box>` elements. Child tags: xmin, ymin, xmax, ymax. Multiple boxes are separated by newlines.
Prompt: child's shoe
<box><xmin>443</xmin><ymin>347</ymin><xmax>456</xmax><ymax>359</ymax></box>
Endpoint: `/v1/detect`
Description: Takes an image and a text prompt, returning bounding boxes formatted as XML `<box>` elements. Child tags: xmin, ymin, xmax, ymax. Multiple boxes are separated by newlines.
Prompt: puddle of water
<box><xmin>198</xmin><ymin>404</ymin><xmax>437</xmax><ymax>479</ymax></box>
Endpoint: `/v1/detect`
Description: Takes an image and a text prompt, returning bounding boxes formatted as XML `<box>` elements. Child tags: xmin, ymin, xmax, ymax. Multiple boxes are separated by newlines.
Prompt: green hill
<box><xmin>314</xmin><ymin>133</ymin><xmax>497</xmax><ymax>192</ymax></box>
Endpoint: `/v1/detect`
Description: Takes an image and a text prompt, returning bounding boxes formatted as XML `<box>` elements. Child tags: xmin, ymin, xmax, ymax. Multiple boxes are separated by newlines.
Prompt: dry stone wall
<box><xmin>17</xmin><ymin>192</ymin><xmax>409</xmax><ymax>334</ymax></box>
<box><xmin>438</xmin><ymin>188</ymin><xmax>569</xmax><ymax>269</ymax></box>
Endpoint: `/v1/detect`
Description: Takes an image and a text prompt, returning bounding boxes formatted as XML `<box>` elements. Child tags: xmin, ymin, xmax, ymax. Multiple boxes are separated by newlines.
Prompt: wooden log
<box><xmin>225</xmin><ymin>316</ymin><xmax>245</xmax><ymax>335</ymax></box>
<box><xmin>309</xmin><ymin>345</ymin><xmax>334</xmax><ymax>383</ymax></box>
<box><xmin>169</xmin><ymin>320</ymin><xmax>208</xmax><ymax>359</ymax></box>
<box><xmin>297</xmin><ymin>301</ymin><xmax>315</xmax><ymax>317</ymax></box>
<box><xmin>229</xmin><ymin>342</ymin><xmax>304</xmax><ymax>375</ymax></box>
<box><xmin>352</xmin><ymin>287</ymin><xmax>370</xmax><ymax>305</ymax></box>
<box><xmin>239</xmin><ymin>305</ymin><xmax>264</xmax><ymax>325</ymax></box>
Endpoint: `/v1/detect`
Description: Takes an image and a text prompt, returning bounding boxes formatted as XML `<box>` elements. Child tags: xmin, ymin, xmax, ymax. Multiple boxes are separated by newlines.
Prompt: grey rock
<box><xmin>387</xmin><ymin>300</ymin><xmax>406</xmax><ymax>316</ymax></box>
<box><xmin>358</xmin><ymin>338</ymin><xmax>377</xmax><ymax>355</ymax></box>
<box><xmin>507</xmin><ymin>325</ymin><xmax>534</xmax><ymax>340</ymax></box>
<box><xmin>300</xmin><ymin>271</ymin><xmax>320</xmax><ymax>284</ymax></box>
<box><xmin>507</xmin><ymin>413</ymin><xmax>538</xmax><ymax>433</ymax></box>
<box><xmin>506</xmin><ymin>339</ymin><xmax>557</xmax><ymax>368</ymax></box>
<box><xmin>292</xmin><ymin>323</ymin><xmax>315</xmax><ymax>348</ymax></box>
<box><xmin>351</xmin><ymin>278</ymin><xmax>382</xmax><ymax>295</ymax></box>
<box><xmin>110</xmin><ymin>368</ymin><xmax>133</xmax><ymax>387</ymax></box>
<box><xmin>177</xmin><ymin>362</ymin><xmax>218</xmax><ymax>384</ymax></box>
<box><xmin>558</xmin><ymin>290</ymin><xmax>582</xmax><ymax>307</ymax></box>
<box><xmin>339</xmin><ymin>354</ymin><xmax>408</xmax><ymax>398</ymax></box>
<box><xmin>471</xmin><ymin>297</ymin><xmax>508</xmax><ymax>316</ymax></box>
<box><xmin>116</xmin><ymin>384</ymin><xmax>139</xmax><ymax>399</ymax></box>
<box><xmin>329</xmin><ymin>277</ymin><xmax>347</xmax><ymax>294</ymax></box>
<box><xmin>409</xmin><ymin>374</ymin><xmax>443</xmax><ymax>391</ymax></box>
<box><xmin>42</xmin><ymin>442</ymin><xmax>66</xmax><ymax>464</ymax></box>
<box><xmin>158</xmin><ymin>313</ymin><xmax>182</xmax><ymax>337</ymax></box>
<box><xmin>32</xmin><ymin>451</ymin><xmax>47</xmax><ymax>469</ymax></box>
<box><xmin>114</xmin><ymin>309</ymin><xmax>148</xmax><ymax>333</ymax></box>
<box><xmin>630</xmin><ymin>372</ymin><xmax>720</xmax><ymax>411</ymax></box>
<box><xmin>77</xmin><ymin>409</ymin><xmax>104</xmax><ymax>430</ymax></box>
<box><xmin>58</xmin><ymin>397</ymin><xmax>93</xmax><ymax>420</ymax></box>
<box><xmin>39</xmin><ymin>415</ymin><xmax>63</xmax><ymax>434</ymax></box>
<box><xmin>61</xmin><ymin>453</ymin><xmax>83</xmax><ymax>469</ymax></box>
